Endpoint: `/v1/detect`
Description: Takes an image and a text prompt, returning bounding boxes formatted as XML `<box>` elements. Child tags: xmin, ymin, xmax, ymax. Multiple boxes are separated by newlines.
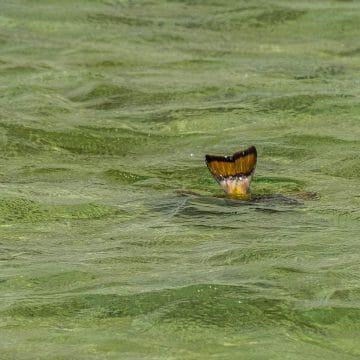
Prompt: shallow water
<box><xmin>1</xmin><ymin>1</ymin><xmax>360</xmax><ymax>359</ymax></box>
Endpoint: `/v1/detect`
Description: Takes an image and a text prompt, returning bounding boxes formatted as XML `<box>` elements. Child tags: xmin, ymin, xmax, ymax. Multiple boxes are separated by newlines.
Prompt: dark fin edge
<box><xmin>205</xmin><ymin>145</ymin><xmax>257</xmax><ymax>164</ymax></box>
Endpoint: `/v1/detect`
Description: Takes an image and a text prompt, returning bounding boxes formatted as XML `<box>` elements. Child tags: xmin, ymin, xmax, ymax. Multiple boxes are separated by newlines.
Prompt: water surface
<box><xmin>1</xmin><ymin>1</ymin><xmax>360</xmax><ymax>359</ymax></box>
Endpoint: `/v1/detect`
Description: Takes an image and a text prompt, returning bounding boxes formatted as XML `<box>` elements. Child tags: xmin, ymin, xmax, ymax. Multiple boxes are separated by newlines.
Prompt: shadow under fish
<box><xmin>150</xmin><ymin>192</ymin><xmax>304</xmax><ymax>228</ymax></box>
<box><xmin>176</xmin><ymin>191</ymin><xmax>302</xmax><ymax>214</ymax></box>
<box><xmin>148</xmin><ymin>188</ymin><xmax>322</xmax><ymax>231</ymax></box>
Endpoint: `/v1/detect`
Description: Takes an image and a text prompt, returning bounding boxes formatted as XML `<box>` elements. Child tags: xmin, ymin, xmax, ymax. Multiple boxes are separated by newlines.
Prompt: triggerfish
<box><xmin>205</xmin><ymin>146</ymin><xmax>257</xmax><ymax>200</ymax></box>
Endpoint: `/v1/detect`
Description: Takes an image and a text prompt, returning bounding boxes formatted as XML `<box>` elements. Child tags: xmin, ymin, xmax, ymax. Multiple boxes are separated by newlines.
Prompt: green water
<box><xmin>1</xmin><ymin>0</ymin><xmax>360</xmax><ymax>358</ymax></box>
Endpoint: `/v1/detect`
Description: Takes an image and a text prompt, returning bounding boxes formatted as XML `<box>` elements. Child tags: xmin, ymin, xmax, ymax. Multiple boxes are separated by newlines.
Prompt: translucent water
<box><xmin>1</xmin><ymin>1</ymin><xmax>359</xmax><ymax>359</ymax></box>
